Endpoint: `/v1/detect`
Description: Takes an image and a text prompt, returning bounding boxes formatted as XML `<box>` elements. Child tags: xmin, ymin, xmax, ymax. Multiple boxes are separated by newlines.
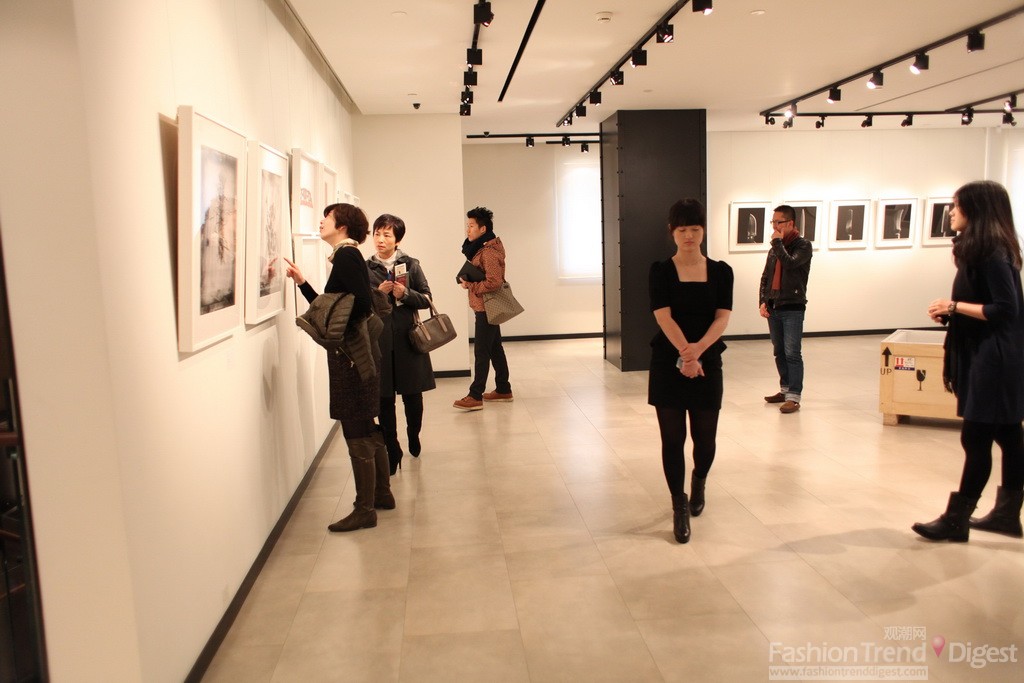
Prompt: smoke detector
<box><xmin>596</xmin><ymin>11</ymin><xmax>613</xmax><ymax>23</ymax></box>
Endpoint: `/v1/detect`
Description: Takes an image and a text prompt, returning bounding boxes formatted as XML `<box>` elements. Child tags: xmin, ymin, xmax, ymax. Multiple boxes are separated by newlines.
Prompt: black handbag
<box><xmin>409</xmin><ymin>299</ymin><xmax>458</xmax><ymax>353</ymax></box>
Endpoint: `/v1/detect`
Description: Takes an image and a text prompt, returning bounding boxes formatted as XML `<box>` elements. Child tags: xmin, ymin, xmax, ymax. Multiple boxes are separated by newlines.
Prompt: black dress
<box><xmin>944</xmin><ymin>253</ymin><xmax>1024</xmax><ymax>423</ymax></box>
<box><xmin>647</xmin><ymin>258</ymin><xmax>734</xmax><ymax>411</ymax></box>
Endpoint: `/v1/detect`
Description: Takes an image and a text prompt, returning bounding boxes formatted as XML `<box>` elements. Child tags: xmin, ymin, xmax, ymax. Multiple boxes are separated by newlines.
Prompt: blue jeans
<box><xmin>768</xmin><ymin>309</ymin><xmax>804</xmax><ymax>402</ymax></box>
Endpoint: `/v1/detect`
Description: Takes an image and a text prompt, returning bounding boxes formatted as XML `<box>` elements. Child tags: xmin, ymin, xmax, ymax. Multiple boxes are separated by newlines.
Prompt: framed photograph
<box><xmin>875</xmin><ymin>199</ymin><xmax>916</xmax><ymax>249</ymax></box>
<box><xmin>783</xmin><ymin>201</ymin><xmax>824</xmax><ymax>250</ymax></box>
<box><xmin>923</xmin><ymin>197</ymin><xmax>955</xmax><ymax>247</ymax></box>
<box><xmin>321</xmin><ymin>164</ymin><xmax>338</xmax><ymax>206</ymax></box>
<box><xmin>729</xmin><ymin>201</ymin><xmax>772</xmax><ymax>252</ymax></box>
<box><xmin>291</xmin><ymin>235</ymin><xmax>327</xmax><ymax>315</ymax></box>
<box><xmin>829</xmin><ymin>200</ymin><xmax>870</xmax><ymax>250</ymax></box>
<box><xmin>290</xmin><ymin>148</ymin><xmax>319</xmax><ymax>235</ymax></box>
<box><xmin>244</xmin><ymin>142</ymin><xmax>290</xmax><ymax>325</ymax></box>
<box><xmin>176</xmin><ymin>106</ymin><xmax>247</xmax><ymax>352</ymax></box>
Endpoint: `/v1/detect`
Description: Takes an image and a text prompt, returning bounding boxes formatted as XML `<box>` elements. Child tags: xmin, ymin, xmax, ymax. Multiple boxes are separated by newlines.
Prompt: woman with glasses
<box><xmin>914</xmin><ymin>180</ymin><xmax>1024</xmax><ymax>542</ymax></box>
<box><xmin>648</xmin><ymin>199</ymin><xmax>733</xmax><ymax>544</ymax></box>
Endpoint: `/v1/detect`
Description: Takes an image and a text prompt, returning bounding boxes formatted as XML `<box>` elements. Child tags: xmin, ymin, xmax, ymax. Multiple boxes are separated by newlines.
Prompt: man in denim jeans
<box><xmin>758</xmin><ymin>205</ymin><xmax>813</xmax><ymax>413</ymax></box>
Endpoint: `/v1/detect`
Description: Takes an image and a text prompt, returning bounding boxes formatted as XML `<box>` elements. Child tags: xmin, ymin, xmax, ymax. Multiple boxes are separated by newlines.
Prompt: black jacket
<box><xmin>366</xmin><ymin>252</ymin><xmax>437</xmax><ymax>396</ymax></box>
<box><xmin>759</xmin><ymin>235</ymin><xmax>812</xmax><ymax>308</ymax></box>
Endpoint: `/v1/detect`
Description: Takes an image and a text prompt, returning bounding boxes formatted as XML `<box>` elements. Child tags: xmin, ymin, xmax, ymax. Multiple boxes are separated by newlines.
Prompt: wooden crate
<box><xmin>879</xmin><ymin>330</ymin><xmax>958</xmax><ymax>425</ymax></box>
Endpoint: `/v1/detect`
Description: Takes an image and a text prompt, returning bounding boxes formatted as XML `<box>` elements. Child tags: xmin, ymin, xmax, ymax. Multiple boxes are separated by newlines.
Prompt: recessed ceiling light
<box><xmin>595</xmin><ymin>11</ymin><xmax>612</xmax><ymax>23</ymax></box>
<box><xmin>750</xmin><ymin>9</ymin><xmax>766</xmax><ymax>16</ymax></box>
<box><xmin>391</xmin><ymin>11</ymin><xmax>407</xmax><ymax>19</ymax></box>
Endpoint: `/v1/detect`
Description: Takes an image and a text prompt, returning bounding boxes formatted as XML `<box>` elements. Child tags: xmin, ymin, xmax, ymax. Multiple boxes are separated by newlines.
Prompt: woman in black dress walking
<box><xmin>914</xmin><ymin>180</ymin><xmax>1024</xmax><ymax>542</ymax></box>
<box><xmin>648</xmin><ymin>199</ymin><xmax>733</xmax><ymax>544</ymax></box>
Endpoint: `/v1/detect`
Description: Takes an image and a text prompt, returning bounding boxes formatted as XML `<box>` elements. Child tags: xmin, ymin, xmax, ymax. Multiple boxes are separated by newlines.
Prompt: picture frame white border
<box><xmin>290</xmin><ymin>148</ymin><xmax>319</xmax><ymax>235</ymax></box>
<box><xmin>874</xmin><ymin>198</ymin><xmax>917</xmax><ymax>249</ymax></box>
<box><xmin>176</xmin><ymin>105</ymin><xmax>247</xmax><ymax>352</ymax></box>
<box><xmin>829</xmin><ymin>199</ymin><xmax>872</xmax><ymax>250</ymax></box>
<box><xmin>781</xmin><ymin>200</ymin><xmax>825</xmax><ymax>251</ymax></box>
<box><xmin>244</xmin><ymin>141</ymin><xmax>290</xmax><ymax>325</ymax></box>
<box><xmin>922</xmin><ymin>197</ymin><xmax>955</xmax><ymax>247</ymax></box>
<box><xmin>320</xmin><ymin>164</ymin><xmax>338</xmax><ymax>207</ymax></box>
<box><xmin>291</xmin><ymin>235</ymin><xmax>327</xmax><ymax>315</ymax></box>
<box><xmin>728</xmin><ymin>201</ymin><xmax>773</xmax><ymax>253</ymax></box>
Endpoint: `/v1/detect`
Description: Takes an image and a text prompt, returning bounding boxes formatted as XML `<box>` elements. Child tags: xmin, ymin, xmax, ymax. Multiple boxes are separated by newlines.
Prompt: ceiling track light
<box><xmin>656</xmin><ymin>24</ymin><xmax>674</xmax><ymax>43</ymax></box>
<box><xmin>815</xmin><ymin>116</ymin><xmax>826</xmax><ymax>129</ymax></box>
<box><xmin>861</xmin><ymin>115</ymin><xmax>873</xmax><ymax>128</ymax></box>
<box><xmin>826</xmin><ymin>87</ymin><xmax>842</xmax><ymax>104</ymax></box>
<box><xmin>575</xmin><ymin>104</ymin><xmax>587</xmax><ymax>117</ymax></box>
<box><xmin>1004</xmin><ymin>112</ymin><xmax>1017</xmax><ymax>126</ymax></box>
<box><xmin>525</xmin><ymin>136</ymin><xmax>535</xmax><ymax>148</ymax></box>
<box><xmin>782</xmin><ymin>118</ymin><xmax>793</xmax><ymax>129</ymax></box>
<box><xmin>693</xmin><ymin>0</ymin><xmax>713</xmax><ymax>15</ymax></box>
<box><xmin>630</xmin><ymin>49</ymin><xmax>647</xmax><ymax>67</ymax></box>
<box><xmin>473</xmin><ymin>1</ymin><xmax>493</xmax><ymax>27</ymax></box>
<box><xmin>460</xmin><ymin>103</ymin><xmax>471</xmax><ymax>116</ymax></box>
<box><xmin>563</xmin><ymin>114</ymin><xmax>573</xmax><ymax>126</ymax></box>
<box><xmin>461</xmin><ymin>88</ymin><xmax>474</xmax><ymax>104</ymax></box>
<box><xmin>561</xmin><ymin>135</ymin><xmax>570</xmax><ymax>147</ymax></box>
<box><xmin>581</xmin><ymin>142</ymin><xmax>590</xmax><ymax>154</ymax></box>
<box><xmin>589</xmin><ymin>91</ymin><xmax>602</xmax><ymax>106</ymax></box>
<box><xmin>867</xmin><ymin>70</ymin><xmax>884</xmax><ymax>89</ymax></box>
<box><xmin>910</xmin><ymin>53</ymin><xmax>929</xmax><ymax>75</ymax></box>
<box><xmin>1006</xmin><ymin>94</ymin><xmax>1018</xmax><ymax>113</ymax></box>
<box><xmin>784</xmin><ymin>103</ymin><xmax>796</xmax><ymax>119</ymax></box>
<box><xmin>901</xmin><ymin>114</ymin><xmax>914</xmax><ymax>127</ymax></box>
<box><xmin>967</xmin><ymin>30</ymin><xmax>985</xmax><ymax>52</ymax></box>
<box><xmin>464</xmin><ymin>69</ymin><xmax>478</xmax><ymax>86</ymax></box>
<box><xmin>961</xmin><ymin>108</ymin><xmax>974</xmax><ymax>125</ymax></box>
<box><xmin>764</xmin><ymin>115</ymin><xmax>776</xmax><ymax>126</ymax></box>
<box><xmin>467</xmin><ymin>48</ymin><xmax>483</xmax><ymax>66</ymax></box>
<box><xmin>609</xmin><ymin>70</ymin><xmax>624</xmax><ymax>86</ymax></box>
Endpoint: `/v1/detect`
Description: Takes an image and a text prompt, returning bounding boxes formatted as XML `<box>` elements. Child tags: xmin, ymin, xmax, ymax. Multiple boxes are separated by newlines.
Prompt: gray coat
<box><xmin>367</xmin><ymin>251</ymin><xmax>437</xmax><ymax>396</ymax></box>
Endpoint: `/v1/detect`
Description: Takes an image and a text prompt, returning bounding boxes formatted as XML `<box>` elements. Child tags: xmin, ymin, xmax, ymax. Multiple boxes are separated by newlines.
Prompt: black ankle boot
<box><xmin>689</xmin><ymin>473</ymin><xmax>706</xmax><ymax>517</ymax></box>
<box><xmin>970</xmin><ymin>486</ymin><xmax>1024</xmax><ymax>538</ymax></box>
<box><xmin>912</xmin><ymin>492</ymin><xmax>978</xmax><ymax>542</ymax></box>
<box><xmin>671</xmin><ymin>494</ymin><xmax>691</xmax><ymax>544</ymax></box>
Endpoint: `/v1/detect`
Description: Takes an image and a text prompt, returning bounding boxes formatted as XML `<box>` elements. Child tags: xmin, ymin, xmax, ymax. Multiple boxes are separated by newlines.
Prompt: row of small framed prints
<box><xmin>176</xmin><ymin>105</ymin><xmax>356</xmax><ymax>353</ymax></box>
<box><xmin>728</xmin><ymin>198</ymin><xmax>954</xmax><ymax>253</ymax></box>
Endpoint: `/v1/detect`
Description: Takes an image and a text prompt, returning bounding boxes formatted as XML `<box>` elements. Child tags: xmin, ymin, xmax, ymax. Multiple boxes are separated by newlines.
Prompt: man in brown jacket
<box><xmin>454</xmin><ymin>206</ymin><xmax>514</xmax><ymax>410</ymax></box>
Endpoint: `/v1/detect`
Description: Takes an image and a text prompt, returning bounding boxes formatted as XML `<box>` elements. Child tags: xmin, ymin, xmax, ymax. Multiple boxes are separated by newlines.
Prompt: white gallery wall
<box><xmin>0</xmin><ymin>0</ymin><xmax>356</xmax><ymax>680</ymax></box>
<box><xmin>461</xmin><ymin>144</ymin><xmax>605</xmax><ymax>336</ymax></box>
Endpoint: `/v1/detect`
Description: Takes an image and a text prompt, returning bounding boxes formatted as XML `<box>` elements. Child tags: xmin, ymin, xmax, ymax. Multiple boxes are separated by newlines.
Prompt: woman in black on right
<box><xmin>913</xmin><ymin>180</ymin><xmax>1024</xmax><ymax>542</ymax></box>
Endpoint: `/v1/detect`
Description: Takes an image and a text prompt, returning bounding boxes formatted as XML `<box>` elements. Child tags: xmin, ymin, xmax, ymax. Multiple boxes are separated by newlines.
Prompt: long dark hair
<box><xmin>952</xmin><ymin>180</ymin><xmax>1021</xmax><ymax>269</ymax></box>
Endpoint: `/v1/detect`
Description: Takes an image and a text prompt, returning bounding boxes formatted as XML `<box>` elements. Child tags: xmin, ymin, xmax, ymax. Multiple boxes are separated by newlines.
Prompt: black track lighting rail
<box><xmin>948</xmin><ymin>88</ymin><xmax>1024</xmax><ymax>112</ymax></box>
<box><xmin>555</xmin><ymin>0</ymin><xmax>692</xmax><ymax>127</ymax></box>
<box><xmin>466</xmin><ymin>132</ymin><xmax>604</xmax><ymax>140</ymax></box>
<box><xmin>759</xmin><ymin>5</ymin><xmax>1024</xmax><ymax>119</ymax></box>
<box><xmin>498</xmin><ymin>0</ymin><xmax>548</xmax><ymax>102</ymax></box>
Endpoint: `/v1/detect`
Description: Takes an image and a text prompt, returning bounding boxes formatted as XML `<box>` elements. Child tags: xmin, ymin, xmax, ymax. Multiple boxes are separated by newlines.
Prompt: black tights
<box><xmin>958</xmin><ymin>419</ymin><xmax>1024</xmax><ymax>498</ymax></box>
<box><xmin>340</xmin><ymin>418</ymin><xmax>376</xmax><ymax>441</ymax></box>
<box><xmin>655</xmin><ymin>407</ymin><xmax>720</xmax><ymax>498</ymax></box>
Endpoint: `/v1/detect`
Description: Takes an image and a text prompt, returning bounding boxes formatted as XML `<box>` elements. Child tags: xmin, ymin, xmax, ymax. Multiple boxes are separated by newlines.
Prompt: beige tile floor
<box><xmin>204</xmin><ymin>336</ymin><xmax>1024</xmax><ymax>682</ymax></box>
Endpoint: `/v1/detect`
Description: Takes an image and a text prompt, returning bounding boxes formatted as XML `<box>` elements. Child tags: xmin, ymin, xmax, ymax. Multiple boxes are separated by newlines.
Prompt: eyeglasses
<box><xmin>769</xmin><ymin>219</ymin><xmax>793</xmax><ymax>226</ymax></box>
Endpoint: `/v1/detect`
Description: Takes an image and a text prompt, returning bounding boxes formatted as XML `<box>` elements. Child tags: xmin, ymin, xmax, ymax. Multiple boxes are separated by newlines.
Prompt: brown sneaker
<box><xmin>453</xmin><ymin>395</ymin><xmax>483</xmax><ymax>411</ymax></box>
<box><xmin>483</xmin><ymin>391</ymin><xmax>514</xmax><ymax>402</ymax></box>
<box><xmin>779</xmin><ymin>400</ymin><xmax>801</xmax><ymax>414</ymax></box>
<box><xmin>764</xmin><ymin>392</ymin><xmax>786</xmax><ymax>403</ymax></box>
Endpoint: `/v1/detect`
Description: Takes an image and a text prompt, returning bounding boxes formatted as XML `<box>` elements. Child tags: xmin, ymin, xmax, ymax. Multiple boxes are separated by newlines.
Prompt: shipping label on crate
<box><xmin>893</xmin><ymin>356</ymin><xmax>916</xmax><ymax>370</ymax></box>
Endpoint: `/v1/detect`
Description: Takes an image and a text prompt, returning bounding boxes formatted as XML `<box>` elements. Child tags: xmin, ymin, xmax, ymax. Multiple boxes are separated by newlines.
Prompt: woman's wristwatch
<box><xmin>947</xmin><ymin>301</ymin><xmax>958</xmax><ymax>314</ymax></box>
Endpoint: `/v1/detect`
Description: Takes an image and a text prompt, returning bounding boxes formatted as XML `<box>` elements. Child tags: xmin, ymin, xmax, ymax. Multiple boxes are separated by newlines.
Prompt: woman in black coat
<box><xmin>284</xmin><ymin>203</ymin><xmax>393</xmax><ymax>533</ymax></box>
<box><xmin>914</xmin><ymin>180</ymin><xmax>1024</xmax><ymax>542</ymax></box>
<box><xmin>367</xmin><ymin>214</ymin><xmax>436</xmax><ymax>474</ymax></box>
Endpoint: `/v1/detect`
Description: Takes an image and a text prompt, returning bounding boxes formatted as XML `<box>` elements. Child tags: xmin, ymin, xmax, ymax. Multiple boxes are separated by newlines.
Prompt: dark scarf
<box><xmin>770</xmin><ymin>231</ymin><xmax>799</xmax><ymax>291</ymax></box>
<box><xmin>461</xmin><ymin>229</ymin><xmax>497</xmax><ymax>261</ymax></box>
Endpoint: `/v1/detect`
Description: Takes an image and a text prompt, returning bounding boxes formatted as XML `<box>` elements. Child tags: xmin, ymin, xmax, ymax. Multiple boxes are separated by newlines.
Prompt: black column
<box><xmin>601</xmin><ymin>110</ymin><xmax>707</xmax><ymax>371</ymax></box>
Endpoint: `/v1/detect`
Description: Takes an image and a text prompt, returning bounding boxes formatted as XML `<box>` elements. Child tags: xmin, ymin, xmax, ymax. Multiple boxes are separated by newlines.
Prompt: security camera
<box><xmin>412</xmin><ymin>102</ymin><xmax>421</xmax><ymax>110</ymax></box>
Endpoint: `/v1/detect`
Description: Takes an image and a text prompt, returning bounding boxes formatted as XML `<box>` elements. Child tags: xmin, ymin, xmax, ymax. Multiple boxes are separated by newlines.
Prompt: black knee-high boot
<box><xmin>404</xmin><ymin>393</ymin><xmax>424</xmax><ymax>457</ymax></box>
<box><xmin>379</xmin><ymin>395</ymin><xmax>403</xmax><ymax>474</ymax></box>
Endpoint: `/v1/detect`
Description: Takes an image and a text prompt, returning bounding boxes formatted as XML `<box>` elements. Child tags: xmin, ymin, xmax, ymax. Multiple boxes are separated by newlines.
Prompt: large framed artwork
<box><xmin>290</xmin><ymin>149</ymin><xmax>319</xmax><ymax>235</ymax></box>
<box><xmin>176</xmin><ymin>106</ymin><xmax>247</xmax><ymax>352</ymax></box>
<box><xmin>321</xmin><ymin>164</ymin><xmax>338</xmax><ymax>207</ymax></box>
<box><xmin>829</xmin><ymin>200</ymin><xmax>870</xmax><ymax>250</ymax></box>
<box><xmin>922</xmin><ymin>197</ymin><xmax>955</xmax><ymax>247</ymax></box>
<box><xmin>729</xmin><ymin>201</ymin><xmax>772</xmax><ymax>252</ymax></box>
<box><xmin>244</xmin><ymin>142</ymin><xmax>290</xmax><ymax>324</ymax></box>
<box><xmin>875</xmin><ymin>199</ymin><xmax>916</xmax><ymax>249</ymax></box>
<box><xmin>783</xmin><ymin>201</ymin><xmax>824</xmax><ymax>250</ymax></box>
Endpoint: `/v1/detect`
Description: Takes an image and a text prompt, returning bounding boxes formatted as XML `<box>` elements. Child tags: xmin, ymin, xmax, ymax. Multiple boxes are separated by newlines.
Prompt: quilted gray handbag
<box><xmin>482</xmin><ymin>281</ymin><xmax>524</xmax><ymax>325</ymax></box>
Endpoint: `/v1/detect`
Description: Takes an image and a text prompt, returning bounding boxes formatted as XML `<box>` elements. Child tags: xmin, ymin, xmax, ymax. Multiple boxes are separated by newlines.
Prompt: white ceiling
<box><xmin>289</xmin><ymin>0</ymin><xmax>1024</xmax><ymax>138</ymax></box>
